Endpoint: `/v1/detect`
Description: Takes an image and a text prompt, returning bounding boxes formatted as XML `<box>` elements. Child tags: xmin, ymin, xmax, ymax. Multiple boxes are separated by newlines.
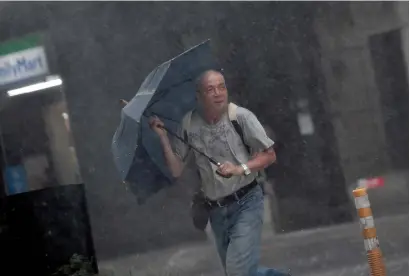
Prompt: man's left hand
<box><xmin>217</xmin><ymin>162</ymin><xmax>244</xmax><ymax>177</ymax></box>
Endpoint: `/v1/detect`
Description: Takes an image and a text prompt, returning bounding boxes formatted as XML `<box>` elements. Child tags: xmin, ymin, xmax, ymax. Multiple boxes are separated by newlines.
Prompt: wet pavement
<box><xmin>100</xmin><ymin>213</ymin><xmax>409</xmax><ymax>276</ymax></box>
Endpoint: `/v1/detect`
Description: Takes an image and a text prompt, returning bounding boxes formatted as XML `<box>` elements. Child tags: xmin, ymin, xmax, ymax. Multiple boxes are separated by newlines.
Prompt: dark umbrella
<box><xmin>112</xmin><ymin>40</ymin><xmax>217</xmax><ymax>203</ymax></box>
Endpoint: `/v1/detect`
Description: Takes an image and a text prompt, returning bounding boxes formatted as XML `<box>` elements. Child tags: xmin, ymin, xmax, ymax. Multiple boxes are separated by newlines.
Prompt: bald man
<box><xmin>149</xmin><ymin>70</ymin><xmax>289</xmax><ymax>276</ymax></box>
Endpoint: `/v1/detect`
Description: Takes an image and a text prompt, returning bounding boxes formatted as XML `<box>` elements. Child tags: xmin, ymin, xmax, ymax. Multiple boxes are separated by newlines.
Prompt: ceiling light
<box><xmin>7</xmin><ymin>78</ymin><xmax>63</xmax><ymax>97</ymax></box>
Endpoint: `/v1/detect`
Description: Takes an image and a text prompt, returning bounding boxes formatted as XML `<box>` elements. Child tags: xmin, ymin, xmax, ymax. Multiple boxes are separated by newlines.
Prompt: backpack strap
<box><xmin>228</xmin><ymin>102</ymin><xmax>238</xmax><ymax>121</ymax></box>
<box><xmin>228</xmin><ymin>103</ymin><xmax>265</xmax><ymax>194</ymax></box>
<box><xmin>228</xmin><ymin>103</ymin><xmax>250</xmax><ymax>154</ymax></box>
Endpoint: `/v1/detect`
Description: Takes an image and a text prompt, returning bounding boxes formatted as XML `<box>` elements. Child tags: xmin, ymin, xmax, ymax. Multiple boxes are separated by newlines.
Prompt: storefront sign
<box><xmin>0</xmin><ymin>34</ymin><xmax>49</xmax><ymax>86</ymax></box>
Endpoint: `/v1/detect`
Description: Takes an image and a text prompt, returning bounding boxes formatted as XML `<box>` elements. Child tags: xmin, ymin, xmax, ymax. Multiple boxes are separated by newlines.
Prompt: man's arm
<box><xmin>149</xmin><ymin>117</ymin><xmax>187</xmax><ymax>178</ymax></box>
<box><xmin>240</xmin><ymin>108</ymin><xmax>276</xmax><ymax>172</ymax></box>
<box><xmin>158</xmin><ymin>134</ymin><xmax>185</xmax><ymax>178</ymax></box>
<box><xmin>245</xmin><ymin>147</ymin><xmax>276</xmax><ymax>173</ymax></box>
<box><xmin>217</xmin><ymin>144</ymin><xmax>276</xmax><ymax>177</ymax></box>
<box><xmin>217</xmin><ymin>109</ymin><xmax>276</xmax><ymax>177</ymax></box>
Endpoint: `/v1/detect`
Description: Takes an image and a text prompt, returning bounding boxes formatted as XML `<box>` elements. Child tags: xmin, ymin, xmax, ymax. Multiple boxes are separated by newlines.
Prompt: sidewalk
<box><xmin>99</xmin><ymin>213</ymin><xmax>409</xmax><ymax>276</ymax></box>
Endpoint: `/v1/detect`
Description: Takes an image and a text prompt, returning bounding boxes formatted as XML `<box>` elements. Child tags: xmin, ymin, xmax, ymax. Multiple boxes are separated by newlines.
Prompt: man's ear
<box><xmin>195</xmin><ymin>90</ymin><xmax>201</xmax><ymax>101</ymax></box>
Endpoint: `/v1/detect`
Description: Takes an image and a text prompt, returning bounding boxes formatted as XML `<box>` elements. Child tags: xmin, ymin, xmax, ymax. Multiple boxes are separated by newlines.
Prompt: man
<box><xmin>149</xmin><ymin>70</ymin><xmax>288</xmax><ymax>276</ymax></box>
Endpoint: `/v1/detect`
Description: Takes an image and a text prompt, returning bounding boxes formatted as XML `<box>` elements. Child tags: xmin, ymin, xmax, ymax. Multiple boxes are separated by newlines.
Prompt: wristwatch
<box><xmin>241</xmin><ymin>164</ymin><xmax>251</xmax><ymax>176</ymax></box>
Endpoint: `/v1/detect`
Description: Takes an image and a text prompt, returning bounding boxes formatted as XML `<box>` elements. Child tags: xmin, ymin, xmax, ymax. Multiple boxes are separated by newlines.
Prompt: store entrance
<box><xmin>0</xmin><ymin>77</ymin><xmax>82</xmax><ymax>195</ymax></box>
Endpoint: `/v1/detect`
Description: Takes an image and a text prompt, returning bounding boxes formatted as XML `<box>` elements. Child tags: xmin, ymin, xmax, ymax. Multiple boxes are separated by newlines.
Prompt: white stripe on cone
<box><xmin>359</xmin><ymin>216</ymin><xmax>375</xmax><ymax>230</ymax></box>
<box><xmin>364</xmin><ymin>237</ymin><xmax>380</xmax><ymax>251</ymax></box>
<box><xmin>354</xmin><ymin>195</ymin><xmax>371</xmax><ymax>209</ymax></box>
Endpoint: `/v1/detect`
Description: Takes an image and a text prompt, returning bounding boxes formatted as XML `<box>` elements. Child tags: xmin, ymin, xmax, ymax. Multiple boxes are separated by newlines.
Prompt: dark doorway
<box><xmin>369</xmin><ymin>29</ymin><xmax>409</xmax><ymax>170</ymax></box>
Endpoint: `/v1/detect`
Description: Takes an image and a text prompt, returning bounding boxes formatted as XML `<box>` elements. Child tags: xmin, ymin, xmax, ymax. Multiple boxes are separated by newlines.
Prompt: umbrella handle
<box><xmin>211</xmin><ymin>159</ymin><xmax>232</xmax><ymax>179</ymax></box>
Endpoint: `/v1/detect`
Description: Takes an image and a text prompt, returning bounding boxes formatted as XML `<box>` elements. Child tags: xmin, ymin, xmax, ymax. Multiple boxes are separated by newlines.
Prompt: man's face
<box><xmin>197</xmin><ymin>72</ymin><xmax>228</xmax><ymax>113</ymax></box>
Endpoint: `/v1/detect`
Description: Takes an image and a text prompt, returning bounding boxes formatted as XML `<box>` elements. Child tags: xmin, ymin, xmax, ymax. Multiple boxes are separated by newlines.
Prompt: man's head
<box><xmin>195</xmin><ymin>70</ymin><xmax>228</xmax><ymax>115</ymax></box>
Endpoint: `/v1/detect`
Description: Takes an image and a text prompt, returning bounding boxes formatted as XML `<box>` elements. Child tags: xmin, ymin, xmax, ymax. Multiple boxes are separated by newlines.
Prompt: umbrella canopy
<box><xmin>112</xmin><ymin>40</ymin><xmax>217</xmax><ymax>203</ymax></box>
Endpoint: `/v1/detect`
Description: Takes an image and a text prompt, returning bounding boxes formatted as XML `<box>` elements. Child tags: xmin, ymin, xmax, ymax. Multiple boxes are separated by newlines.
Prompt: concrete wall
<box><xmin>314</xmin><ymin>2</ymin><xmax>409</xmax><ymax>184</ymax></box>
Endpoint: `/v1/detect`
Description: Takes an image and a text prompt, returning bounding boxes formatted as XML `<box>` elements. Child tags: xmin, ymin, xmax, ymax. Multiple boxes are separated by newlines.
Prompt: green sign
<box><xmin>0</xmin><ymin>33</ymin><xmax>43</xmax><ymax>57</ymax></box>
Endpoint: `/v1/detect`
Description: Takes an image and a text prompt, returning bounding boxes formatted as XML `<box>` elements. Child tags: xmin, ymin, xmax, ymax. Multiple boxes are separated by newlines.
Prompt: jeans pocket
<box><xmin>238</xmin><ymin>185</ymin><xmax>263</xmax><ymax>206</ymax></box>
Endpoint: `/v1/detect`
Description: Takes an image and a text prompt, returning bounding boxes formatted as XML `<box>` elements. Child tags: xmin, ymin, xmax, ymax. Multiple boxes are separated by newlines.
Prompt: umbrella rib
<box><xmin>136</xmin><ymin>111</ymin><xmax>219</xmax><ymax>166</ymax></box>
<box><xmin>158</xmin><ymin>125</ymin><xmax>219</xmax><ymax>167</ymax></box>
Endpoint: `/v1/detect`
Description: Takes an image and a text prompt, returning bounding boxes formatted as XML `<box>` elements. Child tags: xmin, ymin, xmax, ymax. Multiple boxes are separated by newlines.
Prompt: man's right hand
<box><xmin>149</xmin><ymin>116</ymin><xmax>167</xmax><ymax>137</ymax></box>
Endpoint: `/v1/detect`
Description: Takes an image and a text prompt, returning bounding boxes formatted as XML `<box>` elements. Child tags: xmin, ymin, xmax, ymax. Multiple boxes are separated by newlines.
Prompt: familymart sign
<box><xmin>0</xmin><ymin>34</ymin><xmax>49</xmax><ymax>86</ymax></box>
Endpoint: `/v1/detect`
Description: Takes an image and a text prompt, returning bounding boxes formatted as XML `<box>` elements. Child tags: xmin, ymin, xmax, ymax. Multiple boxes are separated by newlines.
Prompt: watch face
<box><xmin>242</xmin><ymin>164</ymin><xmax>251</xmax><ymax>175</ymax></box>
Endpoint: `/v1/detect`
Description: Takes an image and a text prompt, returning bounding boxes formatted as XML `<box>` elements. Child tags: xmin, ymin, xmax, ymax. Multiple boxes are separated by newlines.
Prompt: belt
<box><xmin>206</xmin><ymin>180</ymin><xmax>259</xmax><ymax>208</ymax></box>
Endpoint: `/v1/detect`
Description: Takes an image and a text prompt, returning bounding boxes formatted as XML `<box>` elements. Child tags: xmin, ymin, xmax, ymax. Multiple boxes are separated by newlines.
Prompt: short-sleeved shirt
<box><xmin>173</xmin><ymin>106</ymin><xmax>274</xmax><ymax>200</ymax></box>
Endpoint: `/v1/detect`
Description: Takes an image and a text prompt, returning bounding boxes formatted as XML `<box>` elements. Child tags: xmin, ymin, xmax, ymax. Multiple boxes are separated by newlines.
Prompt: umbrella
<box><xmin>112</xmin><ymin>40</ymin><xmax>217</xmax><ymax>203</ymax></box>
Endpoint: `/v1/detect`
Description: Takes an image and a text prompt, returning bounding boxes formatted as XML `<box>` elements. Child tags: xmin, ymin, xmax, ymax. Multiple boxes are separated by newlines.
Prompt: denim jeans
<box><xmin>209</xmin><ymin>184</ymin><xmax>289</xmax><ymax>276</ymax></box>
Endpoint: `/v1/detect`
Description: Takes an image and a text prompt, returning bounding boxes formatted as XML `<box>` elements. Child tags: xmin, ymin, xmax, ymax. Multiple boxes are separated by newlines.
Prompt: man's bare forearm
<box><xmin>246</xmin><ymin>148</ymin><xmax>276</xmax><ymax>173</ymax></box>
<box><xmin>159</xmin><ymin>135</ymin><xmax>184</xmax><ymax>178</ymax></box>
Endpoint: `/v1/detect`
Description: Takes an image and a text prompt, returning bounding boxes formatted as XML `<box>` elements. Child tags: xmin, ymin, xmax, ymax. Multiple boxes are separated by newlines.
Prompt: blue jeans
<box><xmin>209</xmin><ymin>185</ymin><xmax>288</xmax><ymax>276</ymax></box>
